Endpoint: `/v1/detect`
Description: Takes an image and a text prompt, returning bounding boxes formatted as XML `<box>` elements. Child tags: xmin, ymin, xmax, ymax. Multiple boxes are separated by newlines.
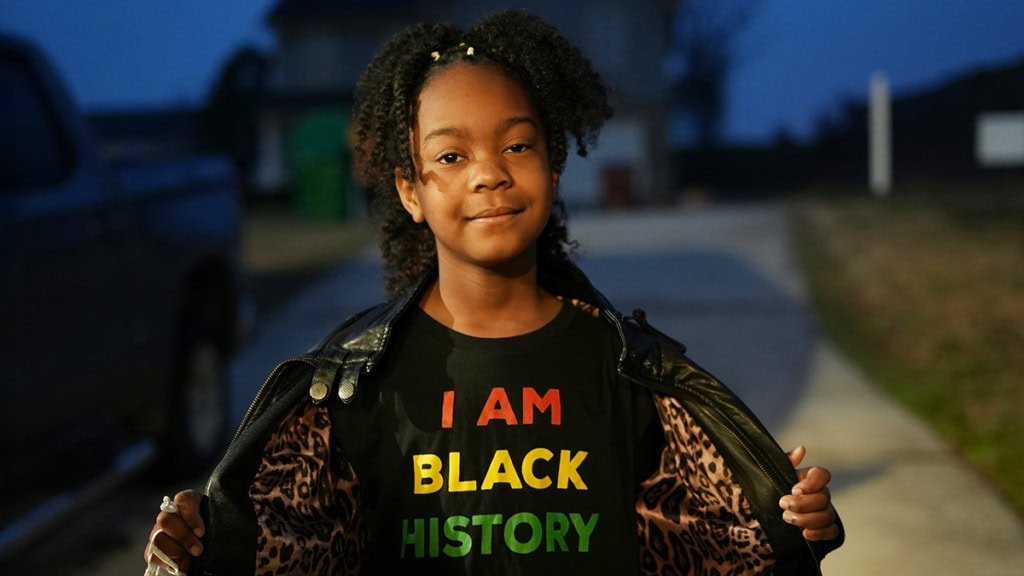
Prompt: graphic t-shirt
<box><xmin>332</xmin><ymin>301</ymin><xmax>660</xmax><ymax>575</ymax></box>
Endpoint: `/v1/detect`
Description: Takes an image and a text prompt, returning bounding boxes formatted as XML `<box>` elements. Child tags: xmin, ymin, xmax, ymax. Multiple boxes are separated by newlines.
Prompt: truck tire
<box><xmin>165</xmin><ymin>293</ymin><xmax>231</xmax><ymax>476</ymax></box>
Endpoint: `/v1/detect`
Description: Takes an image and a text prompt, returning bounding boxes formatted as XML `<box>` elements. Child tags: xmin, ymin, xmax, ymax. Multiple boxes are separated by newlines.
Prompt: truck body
<box><xmin>0</xmin><ymin>34</ymin><xmax>245</xmax><ymax>557</ymax></box>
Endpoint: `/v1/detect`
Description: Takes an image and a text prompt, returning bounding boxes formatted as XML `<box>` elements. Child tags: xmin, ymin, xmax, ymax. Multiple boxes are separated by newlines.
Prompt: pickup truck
<box><xmin>0</xmin><ymin>34</ymin><xmax>246</xmax><ymax>557</ymax></box>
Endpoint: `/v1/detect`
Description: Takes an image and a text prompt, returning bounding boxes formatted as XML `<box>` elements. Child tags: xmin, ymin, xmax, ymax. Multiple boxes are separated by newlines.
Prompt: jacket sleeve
<box><xmin>621</xmin><ymin>318</ymin><xmax>844</xmax><ymax>574</ymax></box>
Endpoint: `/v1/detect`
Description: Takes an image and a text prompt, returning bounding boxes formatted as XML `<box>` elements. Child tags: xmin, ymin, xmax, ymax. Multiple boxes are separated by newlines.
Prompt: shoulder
<box><xmin>618</xmin><ymin>309</ymin><xmax>692</xmax><ymax>374</ymax></box>
<box><xmin>616</xmin><ymin>310</ymin><xmax>749</xmax><ymax>408</ymax></box>
<box><xmin>308</xmin><ymin>271</ymin><xmax>432</xmax><ymax>363</ymax></box>
<box><xmin>299</xmin><ymin>295</ymin><xmax>417</xmax><ymax>404</ymax></box>
<box><xmin>307</xmin><ymin>300</ymin><xmax>400</xmax><ymax>360</ymax></box>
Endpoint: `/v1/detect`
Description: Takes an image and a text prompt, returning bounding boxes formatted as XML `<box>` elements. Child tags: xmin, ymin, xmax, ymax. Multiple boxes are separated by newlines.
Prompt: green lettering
<box><xmin>545</xmin><ymin>512</ymin><xmax>569</xmax><ymax>552</ymax></box>
<box><xmin>443</xmin><ymin>516</ymin><xmax>472</xmax><ymax>558</ymax></box>
<box><xmin>569</xmin><ymin>513</ymin><xmax>599</xmax><ymax>552</ymax></box>
<box><xmin>471</xmin><ymin>514</ymin><xmax>503</xmax><ymax>555</ymax></box>
<box><xmin>429</xmin><ymin>516</ymin><xmax>440</xmax><ymax>558</ymax></box>
<box><xmin>401</xmin><ymin>518</ymin><xmax>425</xmax><ymax>559</ymax></box>
<box><xmin>505</xmin><ymin>512</ymin><xmax>542</xmax><ymax>554</ymax></box>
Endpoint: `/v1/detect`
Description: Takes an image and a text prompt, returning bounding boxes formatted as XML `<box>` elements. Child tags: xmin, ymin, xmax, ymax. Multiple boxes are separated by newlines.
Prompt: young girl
<box><xmin>146</xmin><ymin>10</ymin><xmax>842</xmax><ymax>575</ymax></box>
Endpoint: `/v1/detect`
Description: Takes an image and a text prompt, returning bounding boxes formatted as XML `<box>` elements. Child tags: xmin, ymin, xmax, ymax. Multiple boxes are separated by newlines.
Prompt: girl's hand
<box><xmin>781</xmin><ymin>446</ymin><xmax>840</xmax><ymax>541</ymax></box>
<box><xmin>144</xmin><ymin>489</ymin><xmax>205</xmax><ymax>573</ymax></box>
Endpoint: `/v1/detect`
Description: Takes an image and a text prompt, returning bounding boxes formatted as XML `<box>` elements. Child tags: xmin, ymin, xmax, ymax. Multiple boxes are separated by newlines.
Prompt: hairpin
<box><xmin>432</xmin><ymin>43</ymin><xmax>475</xmax><ymax>61</ymax></box>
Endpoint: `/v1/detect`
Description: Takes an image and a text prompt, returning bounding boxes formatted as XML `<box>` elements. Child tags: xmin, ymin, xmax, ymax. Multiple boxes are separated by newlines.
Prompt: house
<box><xmin>255</xmin><ymin>0</ymin><xmax>676</xmax><ymax>216</ymax></box>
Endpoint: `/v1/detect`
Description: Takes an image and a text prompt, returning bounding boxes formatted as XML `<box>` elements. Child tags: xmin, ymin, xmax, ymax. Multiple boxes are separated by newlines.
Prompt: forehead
<box><xmin>415</xmin><ymin>63</ymin><xmax>539</xmax><ymax>132</ymax></box>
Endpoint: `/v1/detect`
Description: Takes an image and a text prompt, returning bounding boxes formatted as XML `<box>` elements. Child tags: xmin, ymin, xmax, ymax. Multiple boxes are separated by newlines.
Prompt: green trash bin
<box><xmin>290</xmin><ymin>110</ymin><xmax>351</xmax><ymax>220</ymax></box>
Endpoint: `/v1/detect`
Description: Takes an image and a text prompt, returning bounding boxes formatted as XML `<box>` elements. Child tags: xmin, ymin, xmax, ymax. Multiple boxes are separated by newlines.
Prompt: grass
<box><xmin>789</xmin><ymin>182</ymin><xmax>1024</xmax><ymax>518</ymax></box>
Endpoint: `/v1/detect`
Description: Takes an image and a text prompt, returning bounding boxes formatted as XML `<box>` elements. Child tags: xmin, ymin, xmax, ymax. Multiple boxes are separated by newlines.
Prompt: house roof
<box><xmin>266</xmin><ymin>0</ymin><xmax>419</xmax><ymax>26</ymax></box>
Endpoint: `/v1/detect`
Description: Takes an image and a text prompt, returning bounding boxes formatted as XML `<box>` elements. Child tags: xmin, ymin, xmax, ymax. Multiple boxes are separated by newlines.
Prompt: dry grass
<box><xmin>790</xmin><ymin>187</ymin><xmax>1024</xmax><ymax>517</ymax></box>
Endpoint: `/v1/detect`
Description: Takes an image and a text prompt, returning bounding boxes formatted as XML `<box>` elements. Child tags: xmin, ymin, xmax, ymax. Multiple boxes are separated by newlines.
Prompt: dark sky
<box><xmin>2</xmin><ymin>0</ymin><xmax>1023</xmax><ymax>143</ymax></box>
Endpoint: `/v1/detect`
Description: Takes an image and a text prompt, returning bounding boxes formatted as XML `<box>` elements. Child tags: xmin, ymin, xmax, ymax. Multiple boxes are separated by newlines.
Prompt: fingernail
<box><xmin>784</xmin><ymin>513</ymin><xmax>797</xmax><ymax>524</ymax></box>
<box><xmin>792</xmin><ymin>487</ymin><xmax>804</xmax><ymax>496</ymax></box>
<box><xmin>191</xmin><ymin>545</ymin><xmax>202</xmax><ymax>556</ymax></box>
<box><xmin>779</xmin><ymin>497</ymin><xmax>790</xmax><ymax>510</ymax></box>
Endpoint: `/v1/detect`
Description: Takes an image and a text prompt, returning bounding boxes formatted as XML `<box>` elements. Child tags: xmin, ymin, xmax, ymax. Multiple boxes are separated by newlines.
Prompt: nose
<box><xmin>469</xmin><ymin>157</ymin><xmax>510</xmax><ymax>192</ymax></box>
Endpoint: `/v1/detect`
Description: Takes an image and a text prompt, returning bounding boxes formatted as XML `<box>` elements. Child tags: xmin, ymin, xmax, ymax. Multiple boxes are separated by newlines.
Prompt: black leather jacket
<box><xmin>196</xmin><ymin>263</ymin><xmax>843</xmax><ymax>575</ymax></box>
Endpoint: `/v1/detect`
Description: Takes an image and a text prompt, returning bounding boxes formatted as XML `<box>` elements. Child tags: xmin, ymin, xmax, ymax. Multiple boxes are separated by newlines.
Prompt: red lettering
<box><xmin>522</xmin><ymin>388</ymin><xmax>561</xmax><ymax>425</ymax></box>
<box><xmin>442</xmin><ymin>390</ymin><xmax>454</xmax><ymax>429</ymax></box>
<box><xmin>476</xmin><ymin>388</ymin><xmax>518</xmax><ymax>426</ymax></box>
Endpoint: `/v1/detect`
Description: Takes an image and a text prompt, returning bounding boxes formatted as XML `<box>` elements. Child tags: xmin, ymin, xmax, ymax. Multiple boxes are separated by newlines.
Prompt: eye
<box><xmin>438</xmin><ymin>152</ymin><xmax>462</xmax><ymax>164</ymax></box>
<box><xmin>506</xmin><ymin>143</ymin><xmax>530</xmax><ymax>153</ymax></box>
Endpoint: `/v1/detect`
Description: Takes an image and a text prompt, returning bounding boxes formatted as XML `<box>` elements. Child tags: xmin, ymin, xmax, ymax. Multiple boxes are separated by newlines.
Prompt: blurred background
<box><xmin>4</xmin><ymin>0</ymin><xmax>1023</xmax><ymax>208</ymax></box>
<box><xmin>2</xmin><ymin>0</ymin><xmax>1022</xmax><ymax>573</ymax></box>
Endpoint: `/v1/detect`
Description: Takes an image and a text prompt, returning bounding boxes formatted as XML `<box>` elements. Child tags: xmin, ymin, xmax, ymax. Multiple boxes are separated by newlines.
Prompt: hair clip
<box><xmin>430</xmin><ymin>51</ymin><xmax>440</xmax><ymax>61</ymax></box>
<box><xmin>466</xmin><ymin>46</ymin><xmax>475</xmax><ymax>56</ymax></box>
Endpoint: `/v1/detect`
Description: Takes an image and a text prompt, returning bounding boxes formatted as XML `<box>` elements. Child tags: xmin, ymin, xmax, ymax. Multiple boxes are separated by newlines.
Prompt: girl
<box><xmin>146</xmin><ymin>10</ymin><xmax>842</xmax><ymax>575</ymax></box>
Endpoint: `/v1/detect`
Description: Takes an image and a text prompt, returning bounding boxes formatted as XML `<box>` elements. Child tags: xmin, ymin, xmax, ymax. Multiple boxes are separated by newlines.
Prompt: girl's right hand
<box><xmin>144</xmin><ymin>489</ymin><xmax>205</xmax><ymax>573</ymax></box>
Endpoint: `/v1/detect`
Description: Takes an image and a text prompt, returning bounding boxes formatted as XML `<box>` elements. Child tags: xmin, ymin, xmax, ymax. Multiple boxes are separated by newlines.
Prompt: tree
<box><xmin>668</xmin><ymin>0</ymin><xmax>759</xmax><ymax>148</ymax></box>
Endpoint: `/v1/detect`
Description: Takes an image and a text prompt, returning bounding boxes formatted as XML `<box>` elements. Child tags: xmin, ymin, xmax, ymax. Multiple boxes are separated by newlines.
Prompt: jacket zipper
<box><xmin>228</xmin><ymin>357</ymin><xmax>318</xmax><ymax>446</ymax></box>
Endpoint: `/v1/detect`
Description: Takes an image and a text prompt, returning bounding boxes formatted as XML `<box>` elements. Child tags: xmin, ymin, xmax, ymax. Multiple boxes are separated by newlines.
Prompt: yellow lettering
<box><xmin>557</xmin><ymin>450</ymin><xmax>588</xmax><ymax>489</ymax></box>
<box><xmin>521</xmin><ymin>448</ymin><xmax>553</xmax><ymax>489</ymax></box>
<box><xmin>448</xmin><ymin>451</ymin><xmax>477</xmax><ymax>492</ymax></box>
<box><xmin>413</xmin><ymin>454</ymin><xmax>443</xmax><ymax>494</ymax></box>
<box><xmin>481</xmin><ymin>449</ymin><xmax>523</xmax><ymax>490</ymax></box>
<box><xmin>412</xmin><ymin>449</ymin><xmax>588</xmax><ymax>493</ymax></box>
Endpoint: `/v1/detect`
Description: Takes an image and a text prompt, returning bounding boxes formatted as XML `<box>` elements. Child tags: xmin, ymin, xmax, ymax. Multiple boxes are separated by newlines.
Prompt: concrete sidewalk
<box><xmin>569</xmin><ymin>203</ymin><xmax>1024</xmax><ymax>575</ymax></box>
<box><xmin>779</xmin><ymin>340</ymin><xmax>1024</xmax><ymax>574</ymax></box>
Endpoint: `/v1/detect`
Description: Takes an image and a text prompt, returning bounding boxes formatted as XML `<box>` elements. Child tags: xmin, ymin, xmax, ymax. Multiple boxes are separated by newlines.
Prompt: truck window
<box><xmin>0</xmin><ymin>52</ymin><xmax>74</xmax><ymax>192</ymax></box>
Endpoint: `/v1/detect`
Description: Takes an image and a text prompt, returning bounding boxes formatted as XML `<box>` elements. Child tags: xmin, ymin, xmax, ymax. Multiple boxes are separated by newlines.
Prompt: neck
<box><xmin>420</xmin><ymin>255</ymin><xmax>560</xmax><ymax>338</ymax></box>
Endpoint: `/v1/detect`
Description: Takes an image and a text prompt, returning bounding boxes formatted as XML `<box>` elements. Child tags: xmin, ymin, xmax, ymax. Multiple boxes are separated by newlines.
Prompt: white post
<box><xmin>869</xmin><ymin>72</ymin><xmax>892</xmax><ymax>196</ymax></box>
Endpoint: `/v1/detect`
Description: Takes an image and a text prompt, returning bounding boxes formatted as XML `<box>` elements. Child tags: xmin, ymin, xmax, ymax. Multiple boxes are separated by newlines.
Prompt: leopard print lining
<box><xmin>637</xmin><ymin>395</ymin><xmax>774</xmax><ymax>575</ymax></box>
<box><xmin>246</xmin><ymin>306</ymin><xmax>773</xmax><ymax>574</ymax></box>
<box><xmin>250</xmin><ymin>402</ymin><xmax>366</xmax><ymax>575</ymax></box>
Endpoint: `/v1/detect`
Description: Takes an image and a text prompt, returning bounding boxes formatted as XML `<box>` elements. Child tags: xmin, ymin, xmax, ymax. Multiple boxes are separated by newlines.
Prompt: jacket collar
<box><xmin>306</xmin><ymin>260</ymin><xmax>630</xmax><ymax>403</ymax></box>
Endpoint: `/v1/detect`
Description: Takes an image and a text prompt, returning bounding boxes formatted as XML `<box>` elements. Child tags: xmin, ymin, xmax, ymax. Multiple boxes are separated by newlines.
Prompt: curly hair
<box><xmin>351</xmin><ymin>10</ymin><xmax>613</xmax><ymax>298</ymax></box>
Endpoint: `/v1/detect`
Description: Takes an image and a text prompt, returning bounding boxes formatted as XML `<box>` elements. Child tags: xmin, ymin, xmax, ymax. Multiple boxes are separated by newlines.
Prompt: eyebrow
<box><xmin>422</xmin><ymin>116</ymin><xmax>539</xmax><ymax>144</ymax></box>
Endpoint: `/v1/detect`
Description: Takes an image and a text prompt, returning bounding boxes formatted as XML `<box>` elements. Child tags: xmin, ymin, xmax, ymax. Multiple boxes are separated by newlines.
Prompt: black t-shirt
<box><xmin>332</xmin><ymin>301</ymin><xmax>661</xmax><ymax>575</ymax></box>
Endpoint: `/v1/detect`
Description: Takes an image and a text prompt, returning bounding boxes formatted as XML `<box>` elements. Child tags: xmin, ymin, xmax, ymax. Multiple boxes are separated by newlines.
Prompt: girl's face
<box><xmin>396</xmin><ymin>63</ymin><xmax>559</xmax><ymax>274</ymax></box>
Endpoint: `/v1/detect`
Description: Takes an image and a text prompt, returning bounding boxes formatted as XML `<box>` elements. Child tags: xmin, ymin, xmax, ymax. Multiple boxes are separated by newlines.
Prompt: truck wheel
<box><xmin>165</xmin><ymin>303</ymin><xmax>231</xmax><ymax>475</ymax></box>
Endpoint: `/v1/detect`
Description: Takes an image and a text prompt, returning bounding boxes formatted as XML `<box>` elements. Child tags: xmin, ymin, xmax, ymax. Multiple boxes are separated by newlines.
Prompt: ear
<box><xmin>395</xmin><ymin>167</ymin><xmax>425</xmax><ymax>223</ymax></box>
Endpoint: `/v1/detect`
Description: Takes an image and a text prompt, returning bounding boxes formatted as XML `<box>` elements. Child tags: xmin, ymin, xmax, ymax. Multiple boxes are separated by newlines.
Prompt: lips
<box><xmin>468</xmin><ymin>206</ymin><xmax>523</xmax><ymax>220</ymax></box>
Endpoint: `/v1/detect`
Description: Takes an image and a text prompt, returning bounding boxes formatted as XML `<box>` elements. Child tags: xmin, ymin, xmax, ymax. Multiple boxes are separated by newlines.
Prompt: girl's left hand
<box><xmin>781</xmin><ymin>445</ymin><xmax>840</xmax><ymax>541</ymax></box>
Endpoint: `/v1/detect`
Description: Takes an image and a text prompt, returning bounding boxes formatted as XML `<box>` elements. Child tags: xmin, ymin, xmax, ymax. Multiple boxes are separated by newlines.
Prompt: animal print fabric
<box><xmin>250</xmin><ymin>402</ymin><xmax>366</xmax><ymax>575</ymax></box>
<box><xmin>637</xmin><ymin>394</ymin><xmax>774</xmax><ymax>575</ymax></box>
<box><xmin>246</xmin><ymin>363</ymin><xmax>772</xmax><ymax>574</ymax></box>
